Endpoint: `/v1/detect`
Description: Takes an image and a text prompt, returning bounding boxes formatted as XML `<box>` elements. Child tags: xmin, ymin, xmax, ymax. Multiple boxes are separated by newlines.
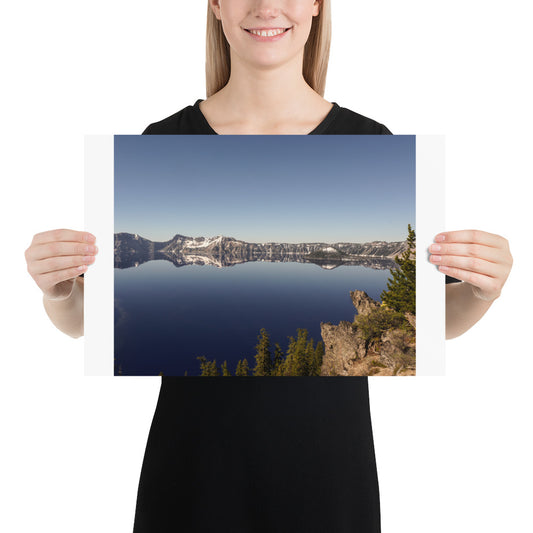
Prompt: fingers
<box><xmin>428</xmin><ymin>242</ymin><xmax>502</xmax><ymax>264</ymax></box>
<box><xmin>26</xmin><ymin>229</ymin><xmax>97</xmax><ymax>262</ymax></box>
<box><xmin>429</xmin><ymin>229</ymin><xmax>513</xmax><ymax>301</ymax></box>
<box><xmin>25</xmin><ymin>229</ymin><xmax>98</xmax><ymax>296</ymax></box>
<box><xmin>437</xmin><ymin>266</ymin><xmax>503</xmax><ymax>298</ymax></box>
<box><xmin>27</xmin><ymin>241</ymin><xmax>98</xmax><ymax>262</ymax></box>
<box><xmin>31</xmin><ymin>229</ymin><xmax>96</xmax><ymax>246</ymax></box>
<box><xmin>28</xmin><ymin>253</ymin><xmax>96</xmax><ymax>276</ymax></box>
<box><xmin>435</xmin><ymin>229</ymin><xmax>510</xmax><ymax>251</ymax></box>
<box><xmin>430</xmin><ymin>229</ymin><xmax>512</xmax><ymax>269</ymax></box>
<box><xmin>429</xmin><ymin>253</ymin><xmax>505</xmax><ymax>278</ymax></box>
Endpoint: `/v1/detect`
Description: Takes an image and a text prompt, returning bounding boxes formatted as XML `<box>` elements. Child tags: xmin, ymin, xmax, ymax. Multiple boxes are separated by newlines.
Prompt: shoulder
<box><xmin>325</xmin><ymin>104</ymin><xmax>392</xmax><ymax>135</ymax></box>
<box><xmin>143</xmin><ymin>100</ymin><xmax>211</xmax><ymax>135</ymax></box>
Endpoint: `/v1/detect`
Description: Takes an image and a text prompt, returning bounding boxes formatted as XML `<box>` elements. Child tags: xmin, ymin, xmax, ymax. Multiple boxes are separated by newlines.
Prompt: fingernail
<box><xmin>430</xmin><ymin>244</ymin><xmax>441</xmax><ymax>252</ymax></box>
<box><xmin>439</xmin><ymin>265</ymin><xmax>449</xmax><ymax>272</ymax></box>
<box><xmin>85</xmin><ymin>233</ymin><xmax>96</xmax><ymax>243</ymax></box>
<box><xmin>435</xmin><ymin>234</ymin><xmax>446</xmax><ymax>242</ymax></box>
<box><xmin>430</xmin><ymin>255</ymin><xmax>442</xmax><ymax>262</ymax></box>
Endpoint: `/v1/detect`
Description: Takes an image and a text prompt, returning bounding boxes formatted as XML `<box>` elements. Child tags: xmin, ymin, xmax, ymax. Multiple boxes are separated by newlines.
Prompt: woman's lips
<box><xmin>243</xmin><ymin>27</ymin><xmax>292</xmax><ymax>42</ymax></box>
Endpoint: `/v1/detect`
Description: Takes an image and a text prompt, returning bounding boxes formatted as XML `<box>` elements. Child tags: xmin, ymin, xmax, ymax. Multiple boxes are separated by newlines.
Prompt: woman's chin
<box><xmin>235</xmin><ymin>50</ymin><xmax>303</xmax><ymax>74</ymax></box>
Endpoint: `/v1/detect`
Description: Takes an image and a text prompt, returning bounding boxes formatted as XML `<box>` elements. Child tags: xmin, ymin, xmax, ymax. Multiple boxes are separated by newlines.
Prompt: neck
<box><xmin>218</xmin><ymin>50</ymin><xmax>316</xmax><ymax>120</ymax></box>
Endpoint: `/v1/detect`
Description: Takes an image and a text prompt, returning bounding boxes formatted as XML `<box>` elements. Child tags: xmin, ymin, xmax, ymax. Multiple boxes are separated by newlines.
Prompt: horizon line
<box><xmin>114</xmin><ymin>231</ymin><xmax>411</xmax><ymax>245</ymax></box>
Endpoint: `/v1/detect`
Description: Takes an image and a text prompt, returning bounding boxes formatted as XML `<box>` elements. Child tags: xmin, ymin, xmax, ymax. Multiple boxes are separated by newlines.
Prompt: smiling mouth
<box><xmin>244</xmin><ymin>27</ymin><xmax>292</xmax><ymax>37</ymax></box>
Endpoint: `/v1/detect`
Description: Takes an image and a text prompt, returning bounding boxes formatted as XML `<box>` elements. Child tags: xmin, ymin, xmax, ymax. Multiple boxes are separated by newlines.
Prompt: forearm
<box><xmin>445</xmin><ymin>282</ymin><xmax>495</xmax><ymax>340</ymax></box>
<box><xmin>42</xmin><ymin>277</ymin><xmax>84</xmax><ymax>338</ymax></box>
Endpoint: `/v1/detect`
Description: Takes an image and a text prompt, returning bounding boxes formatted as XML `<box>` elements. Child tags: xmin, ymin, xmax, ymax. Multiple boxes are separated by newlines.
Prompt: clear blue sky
<box><xmin>114</xmin><ymin>135</ymin><xmax>415</xmax><ymax>243</ymax></box>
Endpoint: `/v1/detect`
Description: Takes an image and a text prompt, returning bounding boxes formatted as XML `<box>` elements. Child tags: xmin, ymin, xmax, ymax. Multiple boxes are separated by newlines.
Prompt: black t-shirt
<box><xmin>131</xmin><ymin>100</ymin><xmax>456</xmax><ymax>533</ymax></box>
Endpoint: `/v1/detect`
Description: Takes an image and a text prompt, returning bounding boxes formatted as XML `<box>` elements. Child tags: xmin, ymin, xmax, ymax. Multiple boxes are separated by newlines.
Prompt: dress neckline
<box><xmin>192</xmin><ymin>99</ymin><xmax>340</xmax><ymax>135</ymax></box>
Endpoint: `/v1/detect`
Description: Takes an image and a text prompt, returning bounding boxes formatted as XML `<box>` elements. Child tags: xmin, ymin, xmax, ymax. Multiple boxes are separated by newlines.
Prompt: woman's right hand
<box><xmin>25</xmin><ymin>229</ymin><xmax>98</xmax><ymax>300</ymax></box>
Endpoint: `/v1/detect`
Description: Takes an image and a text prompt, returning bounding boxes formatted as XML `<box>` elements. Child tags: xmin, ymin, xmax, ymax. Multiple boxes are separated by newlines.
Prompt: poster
<box><xmin>85</xmin><ymin>135</ymin><xmax>445</xmax><ymax>376</ymax></box>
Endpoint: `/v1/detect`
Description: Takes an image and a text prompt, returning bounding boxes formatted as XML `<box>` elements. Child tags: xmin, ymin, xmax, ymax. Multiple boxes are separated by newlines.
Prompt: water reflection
<box><xmin>114</xmin><ymin>260</ymin><xmax>390</xmax><ymax>376</ymax></box>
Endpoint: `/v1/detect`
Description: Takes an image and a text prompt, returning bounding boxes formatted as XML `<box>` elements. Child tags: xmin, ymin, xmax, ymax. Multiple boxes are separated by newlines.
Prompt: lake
<box><xmin>114</xmin><ymin>259</ymin><xmax>391</xmax><ymax>376</ymax></box>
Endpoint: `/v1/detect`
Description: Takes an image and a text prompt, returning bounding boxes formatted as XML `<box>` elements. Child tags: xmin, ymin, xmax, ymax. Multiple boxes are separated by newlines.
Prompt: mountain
<box><xmin>114</xmin><ymin>232</ymin><xmax>408</xmax><ymax>270</ymax></box>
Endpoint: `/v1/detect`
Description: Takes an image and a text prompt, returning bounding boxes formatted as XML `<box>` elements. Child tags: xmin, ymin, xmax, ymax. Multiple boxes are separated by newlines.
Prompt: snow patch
<box><xmin>184</xmin><ymin>235</ymin><xmax>223</xmax><ymax>248</ymax></box>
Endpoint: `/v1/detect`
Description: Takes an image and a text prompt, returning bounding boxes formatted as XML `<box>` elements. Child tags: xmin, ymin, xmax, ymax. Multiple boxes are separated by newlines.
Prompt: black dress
<box><xmin>128</xmin><ymin>100</ymin><xmax>455</xmax><ymax>532</ymax></box>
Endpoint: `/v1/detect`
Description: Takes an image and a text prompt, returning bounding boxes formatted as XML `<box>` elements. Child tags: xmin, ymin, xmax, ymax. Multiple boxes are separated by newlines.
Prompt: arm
<box><xmin>428</xmin><ymin>230</ymin><xmax>513</xmax><ymax>340</ymax></box>
<box><xmin>43</xmin><ymin>275</ymin><xmax>85</xmax><ymax>338</ymax></box>
<box><xmin>445</xmin><ymin>281</ymin><xmax>495</xmax><ymax>339</ymax></box>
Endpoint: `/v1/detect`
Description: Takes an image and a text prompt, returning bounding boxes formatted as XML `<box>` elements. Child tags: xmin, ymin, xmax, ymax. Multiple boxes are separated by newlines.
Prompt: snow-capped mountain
<box><xmin>114</xmin><ymin>233</ymin><xmax>409</xmax><ymax>270</ymax></box>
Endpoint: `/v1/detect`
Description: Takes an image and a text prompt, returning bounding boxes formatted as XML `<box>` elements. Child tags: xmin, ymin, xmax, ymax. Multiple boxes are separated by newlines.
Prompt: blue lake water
<box><xmin>114</xmin><ymin>260</ymin><xmax>390</xmax><ymax>376</ymax></box>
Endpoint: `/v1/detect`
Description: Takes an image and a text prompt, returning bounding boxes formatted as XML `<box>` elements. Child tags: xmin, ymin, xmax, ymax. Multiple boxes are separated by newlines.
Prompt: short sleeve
<box><xmin>445</xmin><ymin>275</ymin><xmax>461</xmax><ymax>284</ymax></box>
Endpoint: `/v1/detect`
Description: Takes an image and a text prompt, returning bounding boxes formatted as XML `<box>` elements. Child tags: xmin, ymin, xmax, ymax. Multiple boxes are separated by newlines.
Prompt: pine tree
<box><xmin>272</xmin><ymin>343</ymin><xmax>284</xmax><ymax>375</ymax></box>
<box><xmin>210</xmin><ymin>360</ymin><xmax>220</xmax><ymax>376</ymax></box>
<box><xmin>235</xmin><ymin>358</ymin><xmax>250</xmax><ymax>376</ymax></box>
<box><xmin>292</xmin><ymin>328</ymin><xmax>310</xmax><ymax>376</ymax></box>
<box><xmin>197</xmin><ymin>356</ymin><xmax>220</xmax><ymax>376</ymax></box>
<box><xmin>305</xmin><ymin>339</ymin><xmax>315</xmax><ymax>376</ymax></box>
<box><xmin>381</xmin><ymin>224</ymin><xmax>416</xmax><ymax>315</ymax></box>
<box><xmin>282</xmin><ymin>336</ymin><xmax>297</xmax><ymax>376</ymax></box>
<box><xmin>221</xmin><ymin>360</ymin><xmax>231</xmax><ymax>376</ymax></box>
<box><xmin>310</xmin><ymin>341</ymin><xmax>325</xmax><ymax>376</ymax></box>
<box><xmin>253</xmin><ymin>328</ymin><xmax>272</xmax><ymax>376</ymax></box>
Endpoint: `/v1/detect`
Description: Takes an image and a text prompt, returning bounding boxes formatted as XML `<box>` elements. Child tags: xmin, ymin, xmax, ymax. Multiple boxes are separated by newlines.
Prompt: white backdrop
<box><xmin>1</xmin><ymin>1</ymin><xmax>531</xmax><ymax>532</ymax></box>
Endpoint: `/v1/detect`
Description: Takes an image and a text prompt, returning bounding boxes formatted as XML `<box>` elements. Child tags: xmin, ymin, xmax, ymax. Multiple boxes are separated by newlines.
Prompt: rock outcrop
<box><xmin>320</xmin><ymin>291</ymin><xmax>416</xmax><ymax>376</ymax></box>
<box><xmin>350</xmin><ymin>290</ymin><xmax>380</xmax><ymax>320</ymax></box>
<box><xmin>320</xmin><ymin>321</ymin><xmax>368</xmax><ymax>376</ymax></box>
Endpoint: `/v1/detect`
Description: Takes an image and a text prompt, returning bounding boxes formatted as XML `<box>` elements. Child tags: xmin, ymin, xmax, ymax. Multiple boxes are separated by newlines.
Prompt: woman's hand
<box><xmin>429</xmin><ymin>229</ymin><xmax>512</xmax><ymax>301</ymax></box>
<box><xmin>25</xmin><ymin>229</ymin><xmax>98</xmax><ymax>300</ymax></box>
<box><xmin>428</xmin><ymin>230</ymin><xmax>512</xmax><ymax>339</ymax></box>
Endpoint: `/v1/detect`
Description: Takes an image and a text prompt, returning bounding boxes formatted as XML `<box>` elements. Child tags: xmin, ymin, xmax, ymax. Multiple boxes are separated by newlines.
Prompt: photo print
<box><xmin>112</xmin><ymin>135</ymin><xmax>419</xmax><ymax>377</ymax></box>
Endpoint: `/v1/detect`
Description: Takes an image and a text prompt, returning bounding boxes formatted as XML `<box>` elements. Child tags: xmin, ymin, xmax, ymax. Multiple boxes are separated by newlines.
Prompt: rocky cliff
<box><xmin>320</xmin><ymin>290</ymin><xmax>416</xmax><ymax>376</ymax></box>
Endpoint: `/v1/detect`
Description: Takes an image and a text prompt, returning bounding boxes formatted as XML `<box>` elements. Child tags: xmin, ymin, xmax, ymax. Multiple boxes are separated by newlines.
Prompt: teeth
<box><xmin>249</xmin><ymin>28</ymin><xmax>286</xmax><ymax>37</ymax></box>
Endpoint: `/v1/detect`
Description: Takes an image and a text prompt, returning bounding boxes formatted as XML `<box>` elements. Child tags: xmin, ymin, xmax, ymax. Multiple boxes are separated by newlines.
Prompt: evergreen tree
<box><xmin>197</xmin><ymin>356</ymin><xmax>220</xmax><ymax>376</ymax></box>
<box><xmin>292</xmin><ymin>328</ymin><xmax>310</xmax><ymax>376</ymax></box>
<box><xmin>381</xmin><ymin>224</ymin><xmax>416</xmax><ymax>315</ymax></box>
<box><xmin>272</xmin><ymin>343</ymin><xmax>284</xmax><ymax>375</ymax></box>
<box><xmin>197</xmin><ymin>356</ymin><xmax>208</xmax><ymax>375</ymax></box>
<box><xmin>310</xmin><ymin>341</ymin><xmax>325</xmax><ymax>376</ymax></box>
<box><xmin>221</xmin><ymin>360</ymin><xmax>231</xmax><ymax>376</ymax></box>
<box><xmin>235</xmin><ymin>358</ymin><xmax>250</xmax><ymax>376</ymax></box>
<box><xmin>210</xmin><ymin>360</ymin><xmax>221</xmax><ymax>376</ymax></box>
<box><xmin>305</xmin><ymin>338</ymin><xmax>315</xmax><ymax>376</ymax></box>
<box><xmin>253</xmin><ymin>328</ymin><xmax>272</xmax><ymax>376</ymax></box>
<box><xmin>282</xmin><ymin>336</ymin><xmax>297</xmax><ymax>376</ymax></box>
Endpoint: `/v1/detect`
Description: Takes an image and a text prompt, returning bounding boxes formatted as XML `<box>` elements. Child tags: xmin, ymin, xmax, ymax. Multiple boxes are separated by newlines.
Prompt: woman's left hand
<box><xmin>429</xmin><ymin>229</ymin><xmax>513</xmax><ymax>301</ymax></box>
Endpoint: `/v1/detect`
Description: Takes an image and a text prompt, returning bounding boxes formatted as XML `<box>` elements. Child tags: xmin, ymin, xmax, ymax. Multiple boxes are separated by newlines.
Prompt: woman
<box><xmin>24</xmin><ymin>1</ymin><xmax>512</xmax><ymax>531</ymax></box>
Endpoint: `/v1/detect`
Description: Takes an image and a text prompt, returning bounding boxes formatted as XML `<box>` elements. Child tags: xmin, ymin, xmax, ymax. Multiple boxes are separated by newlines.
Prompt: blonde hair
<box><xmin>206</xmin><ymin>0</ymin><xmax>331</xmax><ymax>97</ymax></box>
